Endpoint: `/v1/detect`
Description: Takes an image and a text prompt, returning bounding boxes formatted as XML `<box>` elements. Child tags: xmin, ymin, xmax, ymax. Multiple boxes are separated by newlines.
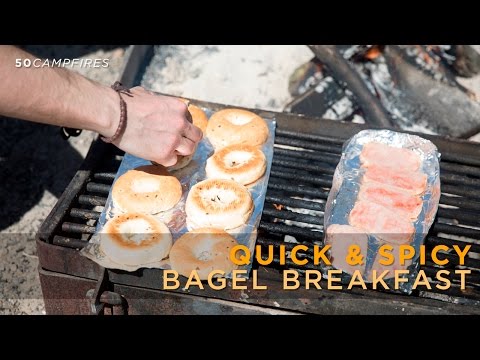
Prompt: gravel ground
<box><xmin>1</xmin><ymin>45</ymin><xmax>479</xmax><ymax>315</ymax></box>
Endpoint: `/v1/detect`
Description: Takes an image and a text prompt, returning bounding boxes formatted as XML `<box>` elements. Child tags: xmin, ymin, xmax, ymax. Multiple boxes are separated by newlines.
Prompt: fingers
<box><xmin>151</xmin><ymin>154</ymin><xmax>178</xmax><ymax>167</ymax></box>
<box><xmin>161</xmin><ymin>154</ymin><xmax>180</xmax><ymax>167</ymax></box>
<box><xmin>151</xmin><ymin>139</ymin><xmax>195</xmax><ymax>167</ymax></box>
<box><xmin>175</xmin><ymin>136</ymin><xmax>197</xmax><ymax>156</ymax></box>
<box><xmin>182</xmin><ymin>122</ymin><xmax>203</xmax><ymax>143</ymax></box>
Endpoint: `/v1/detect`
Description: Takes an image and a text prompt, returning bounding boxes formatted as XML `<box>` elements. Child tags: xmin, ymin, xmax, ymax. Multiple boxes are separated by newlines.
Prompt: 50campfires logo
<box><xmin>15</xmin><ymin>58</ymin><xmax>109</xmax><ymax>68</ymax></box>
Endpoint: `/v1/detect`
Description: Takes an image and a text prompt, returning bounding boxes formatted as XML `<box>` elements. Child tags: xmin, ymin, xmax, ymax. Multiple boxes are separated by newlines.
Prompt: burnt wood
<box><xmin>308</xmin><ymin>45</ymin><xmax>395</xmax><ymax>128</ymax></box>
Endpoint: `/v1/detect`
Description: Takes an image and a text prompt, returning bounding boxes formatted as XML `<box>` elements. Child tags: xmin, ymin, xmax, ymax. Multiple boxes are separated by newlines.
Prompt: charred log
<box><xmin>308</xmin><ymin>45</ymin><xmax>394</xmax><ymax>128</ymax></box>
<box><xmin>381</xmin><ymin>45</ymin><xmax>480</xmax><ymax>138</ymax></box>
<box><xmin>452</xmin><ymin>45</ymin><xmax>480</xmax><ymax>78</ymax></box>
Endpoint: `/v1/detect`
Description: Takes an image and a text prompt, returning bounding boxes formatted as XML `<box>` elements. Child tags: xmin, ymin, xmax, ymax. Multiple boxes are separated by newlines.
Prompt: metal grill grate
<box><xmin>44</xmin><ymin>128</ymin><xmax>480</xmax><ymax>306</ymax></box>
<box><xmin>260</xmin><ymin>129</ymin><xmax>480</xmax><ymax>304</ymax></box>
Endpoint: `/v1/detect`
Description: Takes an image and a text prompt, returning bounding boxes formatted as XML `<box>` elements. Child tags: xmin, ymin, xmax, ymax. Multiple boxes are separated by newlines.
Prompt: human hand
<box><xmin>103</xmin><ymin>87</ymin><xmax>203</xmax><ymax>166</ymax></box>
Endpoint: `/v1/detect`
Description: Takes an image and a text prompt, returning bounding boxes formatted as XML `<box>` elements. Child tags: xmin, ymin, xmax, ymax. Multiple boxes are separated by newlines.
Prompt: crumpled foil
<box><xmin>323</xmin><ymin>129</ymin><xmax>441</xmax><ymax>294</ymax></box>
<box><xmin>80</xmin><ymin>107</ymin><xmax>276</xmax><ymax>278</ymax></box>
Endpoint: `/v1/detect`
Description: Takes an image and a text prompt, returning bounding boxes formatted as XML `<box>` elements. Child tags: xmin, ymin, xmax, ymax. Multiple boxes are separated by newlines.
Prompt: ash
<box><xmin>142</xmin><ymin>45</ymin><xmax>312</xmax><ymax>111</ymax></box>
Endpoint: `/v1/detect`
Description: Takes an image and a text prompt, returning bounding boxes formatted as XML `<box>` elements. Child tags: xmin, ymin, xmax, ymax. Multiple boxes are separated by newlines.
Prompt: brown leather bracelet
<box><xmin>101</xmin><ymin>81</ymin><xmax>133</xmax><ymax>143</ymax></box>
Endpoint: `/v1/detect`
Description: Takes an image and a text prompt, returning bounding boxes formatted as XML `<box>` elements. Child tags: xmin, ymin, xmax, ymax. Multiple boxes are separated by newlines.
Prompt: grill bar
<box><xmin>275</xmin><ymin>128</ymin><xmax>345</xmax><ymax>145</ymax></box>
<box><xmin>432</xmin><ymin>222</ymin><xmax>480</xmax><ymax>239</ymax></box>
<box><xmin>273</xmin><ymin>154</ymin><xmax>337</xmax><ymax>168</ymax></box>
<box><xmin>439</xmin><ymin>196</ymin><xmax>480</xmax><ymax>211</ymax></box>
<box><xmin>441</xmin><ymin>185</ymin><xmax>480</xmax><ymax>200</ymax></box>
<box><xmin>423</xmin><ymin>266</ymin><xmax>480</xmax><ymax>287</ymax></box>
<box><xmin>262</xmin><ymin>207</ymin><xmax>324</xmax><ymax>226</ymax></box>
<box><xmin>273</xmin><ymin>147</ymin><xmax>341</xmax><ymax>163</ymax></box>
<box><xmin>62</xmin><ymin>222</ymin><xmax>96</xmax><ymax>234</ymax></box>
<box><xmin>70</xmin><ymin>208</ymin><xmax>100</xmax><ymax>220</ymax></box>
<box><xmin>440</xmin><ymin>162</ymin><xmax>480</xmax><ymax>178</ymax></box>
<box><xmin>257</xmin><ymin>236</ymin><xmax>316</xmax><ymax>251</ymax></box>
<box><xmin>52</xmin><ymin>235</ymin><xmax>87</xmax><ymax>249</ymax></box>
<box><xmin>440</xmin><ymin>173</ymin><xmax>480</xmax><ymax>188</ymax></box>
<box><xmin>259</xmin><ymin>222</ymin><xmax>322</xmax><ymax>241</ymax></box>
<box><xmin>425</xmin><ymin>251</ymin><xmax>480</xmax><ymax>269</ymax></box>
<box><xmin>440</xmin><ymin>153</ymin><xmax>480</xmax><ymax>168</ymax></box>
<box><xmin>274</xmin><ymin>136</ymin><xmax>343</xmax><ymax>153</ymax></box>
<box><xmin>437</xmin><ymin>208</ymin><xmax>480</xmax><ymax>226</ymax></box>
<box><xmin>86</xmin><ymin>182</ymin><xmax>111</xmax><ymax>194</ymax></box>
<box><xmin>93</xmin><ymin>172</ymin><xmax>116</xmax><ymax>182</ymax></box>
<box><xmin>78</xmin><ymin>195</ymin><xmax>107</xmax><ymax>207</ymax></box>
<box><xmin>427</xmin><ymin>235</ymin><xmax>480</xmax><ymax>253</ymax></box>
<box><xmin>265</xmin><ymin>195</ymin><xmax>325</xmax><ymax>212</ymax></box>
<box><xmin>269</xmin><ymin>170</ymin><xmax>332</xmax><ymax>187</ymax></box>
<box><xmin>260</xmin><ymin>252</ymin><xmax>323</xmax><ymax>271</ymax></box>
<box><xmin>267</xmin><ymin>182</ymin><xmax>329</xmax><ymax>198</ymax></box>
<box><xmin>272</xmin><ymin>158</ymin><xmax>336</xmax><ymax>175</ymax></box>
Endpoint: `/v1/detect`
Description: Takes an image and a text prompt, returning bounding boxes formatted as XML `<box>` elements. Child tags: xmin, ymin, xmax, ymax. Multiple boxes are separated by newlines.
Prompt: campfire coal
<box><xmin>286</xmin><ymin>45</ymin><xmax>480</xmax><ymax>138</ymax></box>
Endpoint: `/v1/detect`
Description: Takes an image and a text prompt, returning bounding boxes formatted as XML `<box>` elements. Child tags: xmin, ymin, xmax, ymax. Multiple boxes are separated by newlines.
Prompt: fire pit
<box><xmin>35</xmin><ymin>46</ymin><xmax>480</xmax><ymax>314</ymax></box>
<box><xmin>288</xmin><ymin>45</ymin><xmax>480</xmax><ymax>138</ymax></box>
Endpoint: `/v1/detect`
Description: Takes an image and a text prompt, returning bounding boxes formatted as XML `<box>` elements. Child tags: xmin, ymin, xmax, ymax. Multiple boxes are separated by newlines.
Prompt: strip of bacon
<box><xmin>363</xmin><ymin>165</ymin><xmax>427</xmax><ymax>196</ymax></box>
<box><xmin>360</xmin><ymin>142</ymin><xmax>421</xmax><ymax>172</ymax></box>
<box><xmin>358</xmin><ymin>181</ymin><xmax>423</xmax><ymax>220</ymax></box>
<box><xmin>349</xmin><ymin>200</ymin><xmax>415</xmax><ymax>245</ymax></box>
<box><xmin>326</xmin><ymin>224</ymin><xmax>369</xmax><ymax>276</ymax></box>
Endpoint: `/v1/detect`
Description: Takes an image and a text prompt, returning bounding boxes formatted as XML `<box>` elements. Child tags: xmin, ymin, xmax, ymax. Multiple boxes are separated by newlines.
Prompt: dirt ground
<box><xmin>0</xmin><ymin>45</ymin><xmax>479</xmax><ymax>315</ymax></box>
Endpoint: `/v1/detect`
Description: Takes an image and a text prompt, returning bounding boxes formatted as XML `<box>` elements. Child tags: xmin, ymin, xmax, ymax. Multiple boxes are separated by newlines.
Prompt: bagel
<box><xmin>169</xmin><ymin>227</ymin><xmax>238</xmax><ymax>279</ymax></box>
<box><xmin>166</xmin><ymin>154</ymin><xmax>195</xmax><ymax>172</ymax></box>
<box><xmin>112</xmin><ymin>165</ymin><xmax>182</xmax><ymax>214</ymax></box>
<box><xmin>206</xmin><ymin>109</ymin><xmax>269</xmax><ymax>149</ymax></box>
<box><xmin>185</xmin><ymin>178</ymin><xmax>254</xmax><ymax>230</ymax></box>
<box><xmin>151</xmin><ymin>154</ymin><xmax>195</xmax><ymax>172</ymax></box>
<box><xmin>177</xmin><ymin>98</ymin><xmax>208</xmax><ymax>134</ymax></box>
<box><xmin>205</xmin><ymin>144</ymin><xmax>266</xmax><ymax>185</ymax></box>
<box><xmin>164</xmin><ymin>99</ymin><xmax>209</xmax><ymax>171</ymax></box>
<box><xmin>100</xmin><ymin>212</ymin><xmax>172</xmax><ymax>266</ymax></box>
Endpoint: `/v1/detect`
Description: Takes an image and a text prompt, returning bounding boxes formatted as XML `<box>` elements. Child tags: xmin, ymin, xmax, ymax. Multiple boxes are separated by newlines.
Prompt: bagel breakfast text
<box><xmin>160</xmin><ymin>244</ymin><xmax>471</xmax><ymax>291</ymax></box>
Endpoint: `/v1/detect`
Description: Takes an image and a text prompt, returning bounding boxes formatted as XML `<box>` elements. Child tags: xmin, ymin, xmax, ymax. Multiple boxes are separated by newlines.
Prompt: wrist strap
<box><xmin>101</xmin><ymin>81</ymin><xmax>133</xmax><ymax>143</ymax></box>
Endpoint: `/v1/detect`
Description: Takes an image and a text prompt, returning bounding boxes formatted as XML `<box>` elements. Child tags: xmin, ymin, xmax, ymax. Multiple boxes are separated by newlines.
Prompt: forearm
<box><xmin>0</xmin><ymin>45</ymin><xmax>118</xmax><ymax>136</ymax></box>
<box><xmin>0</xmin><ymin>45</ymin><xmax>202</xmax><ymax>165</ymax></box>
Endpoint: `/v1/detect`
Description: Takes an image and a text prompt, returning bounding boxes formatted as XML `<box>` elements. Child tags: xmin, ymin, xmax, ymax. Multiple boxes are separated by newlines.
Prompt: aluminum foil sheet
<box><xmin>323</xmin><ymin>129</ymin><xmax>441</xmax><ymax>294</ymax></box>
<box><xmin>81</xmin><ymin>107</ymin><xmax>276</xmax><ymax>278</ymax></box>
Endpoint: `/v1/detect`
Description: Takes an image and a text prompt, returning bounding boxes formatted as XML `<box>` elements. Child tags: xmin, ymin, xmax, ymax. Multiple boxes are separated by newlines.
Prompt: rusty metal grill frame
<box><xmin>35</xmin><ymin>96</ymin><xmax>480</xmax><ymax>314</ymax></box>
